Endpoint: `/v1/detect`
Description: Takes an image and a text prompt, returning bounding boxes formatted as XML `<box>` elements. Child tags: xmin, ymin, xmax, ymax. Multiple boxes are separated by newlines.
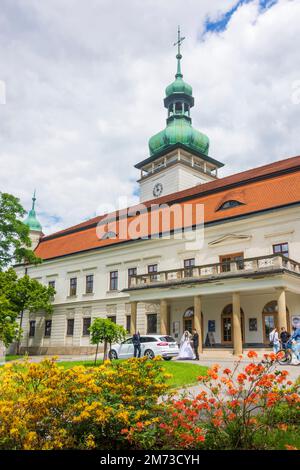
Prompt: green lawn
<box><xmin>57</xmin><ymin>359</ymin><xmax>207</xmax><ymax>389</ymax></box>
<box><xmin>2</xmin><ymin>356</ymin><xmax>207</xmax><ymax>389</ymax></box>
<box><xmin>4</xmin><ymin>355</ymin><xmax>24</xmax><ymax>362</ymax></box>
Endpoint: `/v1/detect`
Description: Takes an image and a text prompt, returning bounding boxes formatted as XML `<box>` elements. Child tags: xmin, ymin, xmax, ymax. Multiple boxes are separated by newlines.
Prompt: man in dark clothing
<box><xmin>192</xmin><ymin>329</ymin><xmax>199</xmax><ymax>360</ymax></box>
<box><xmin>280</xmin><ymin>327</ymin><xmax>290</xmax><ymax>349</ymax></box>
<box><xmin>132</xmin><ymin>332</ymin><xmax>141</xmax><ymax>358</ymax></box>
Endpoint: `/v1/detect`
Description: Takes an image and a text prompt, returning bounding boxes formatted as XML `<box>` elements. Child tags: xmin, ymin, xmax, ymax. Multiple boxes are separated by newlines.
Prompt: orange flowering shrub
<box><xmin>125</xmin><ymin>351</ymin><xmax>300</xmax><ymax>450</ymax></box>
<box><xmin>0</xmin><ymin>357</ymin><xmax>169</xmax><ymax>450</ymax></box>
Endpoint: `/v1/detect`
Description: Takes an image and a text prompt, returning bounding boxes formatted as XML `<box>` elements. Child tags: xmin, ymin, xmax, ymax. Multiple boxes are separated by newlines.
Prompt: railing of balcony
<box><xmin>128</xmin><ymin>254</ymin><xmax>300</xmax><ymax>288</ymax></box>
<box><xmin>140</xmin><ymin>154</ymin><xmax>214</xmax><ymax>179</ymax></box>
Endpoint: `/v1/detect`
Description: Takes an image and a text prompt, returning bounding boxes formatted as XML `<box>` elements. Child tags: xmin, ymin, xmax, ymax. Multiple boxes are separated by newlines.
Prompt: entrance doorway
<box><xmin>221</xmin><ymin>304</ymin><xmax>244</xmax><ymax>345</ymax></box>
<box><xmin>182</xmin><ymin>307</ymin><xmax>203</xmax><ymax>341</ymax></box>
<box><xmin>262</xmin><ymin>301</ymin><xmax>289</xmax><ymax>344</ymax></box>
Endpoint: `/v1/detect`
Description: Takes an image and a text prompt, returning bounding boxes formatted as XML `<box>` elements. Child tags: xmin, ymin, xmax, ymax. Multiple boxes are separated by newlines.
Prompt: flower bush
<box><xmin>0</xmin><ymin>352</ymin><xmax>299</xmax><ymax>450</ymax></box>
<box><xmin>125</xmin><ymin>352</ymin><xmax>300</xmax><ymax>450</ymax></box>
<box><xmin>0</xmin><ymin>356</ymin><xmax>169</xmax><ymax>450</ymax></box>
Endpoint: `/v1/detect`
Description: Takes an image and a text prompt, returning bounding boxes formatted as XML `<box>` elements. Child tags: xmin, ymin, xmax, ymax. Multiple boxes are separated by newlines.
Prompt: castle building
<box><xmin>17</xmin><ymin>30</ymin><xmax>300</xmax><ymax>355</ymax></box>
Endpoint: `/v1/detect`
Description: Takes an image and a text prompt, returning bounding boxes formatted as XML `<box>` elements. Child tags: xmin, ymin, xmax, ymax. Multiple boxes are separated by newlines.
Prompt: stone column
<box><xmin>130</xmin><ymin>302</ymin><xmax>137</xmax><ymax>335</ymax></box>
<box><xmin>194</xmin><ymin>295</ymin><xmax>203</xmax><ymax>354</ymax></box>
<box><xmin>232</xmin><ymin>292</ymin><xmax>243</xmax><ymax>356</ymax></box>
<box><xmin>160</xmin><ymin>299</ymin><xmax>168</xmax><ymax>335</ymax></box>
<box><xmin>277</xmin><ymin>288</ymin><xmax>287</xmax><ymax>330</ymax></box>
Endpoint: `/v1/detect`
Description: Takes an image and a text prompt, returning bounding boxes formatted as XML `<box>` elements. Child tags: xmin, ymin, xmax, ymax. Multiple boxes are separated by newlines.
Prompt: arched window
<box><xmin>183</xmin><ymin>307</ymin><xmax>194</xmax><ymax>318</ymax></box>
<box><xmin>217</xmin><ymin>200</ymin><xmax>244</xmax><ymax>211</ymax></box>
<box><xmin>262</xmin><ymin>301</ymin><xmax>278</xmax><ymax>314</ymax></box>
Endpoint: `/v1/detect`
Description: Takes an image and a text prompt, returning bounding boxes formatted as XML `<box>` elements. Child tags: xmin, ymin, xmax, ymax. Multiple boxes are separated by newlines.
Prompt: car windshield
<box><xmin>159</xmin><ymin>336</ymin><xmax>176</xmax><ymax>342</ymax></box>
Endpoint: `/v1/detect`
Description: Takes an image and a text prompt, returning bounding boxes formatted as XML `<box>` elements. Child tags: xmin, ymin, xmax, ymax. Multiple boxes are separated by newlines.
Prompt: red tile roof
<box><xmin>35</xmin><ymin>155</ymin><xmax>300</xmax><ymax>261</ymax></box>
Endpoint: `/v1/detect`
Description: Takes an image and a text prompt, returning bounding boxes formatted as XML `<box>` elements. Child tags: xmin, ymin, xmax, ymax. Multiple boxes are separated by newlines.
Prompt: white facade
<box><xmin>15</xmin><ymin>204</ymin><xmax>300</xmax><ymax>354</ymax></box>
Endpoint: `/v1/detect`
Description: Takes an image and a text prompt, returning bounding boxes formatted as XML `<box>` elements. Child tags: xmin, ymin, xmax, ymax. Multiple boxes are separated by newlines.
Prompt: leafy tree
<box><xmin>0</xmin><ymin>192</ymin><xmax>40</xmax><ymax>270</ymax></box>
<box><xmin>89</xmin><ymin>318</ymin><xmax>127</xmax><ymax>363</ymax></box>
<box><xmin>0</xmin><ymin>269</ymin><xmax>55</xmax><ymax>353</ymax></box>
<box><xmin>0</xmin><ymin>295</ymin><xmax>19</xmax><ymax>347</ymax></box>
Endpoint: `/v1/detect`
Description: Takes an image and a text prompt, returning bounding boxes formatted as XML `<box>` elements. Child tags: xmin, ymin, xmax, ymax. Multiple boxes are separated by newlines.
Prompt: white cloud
<box><xmin>0</xmin><ymin>0</ymin><xmax>299</xmax><ymax>234</ymax></box>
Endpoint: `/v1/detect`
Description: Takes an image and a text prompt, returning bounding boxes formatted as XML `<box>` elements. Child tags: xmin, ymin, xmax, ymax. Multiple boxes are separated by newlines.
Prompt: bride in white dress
<box><xmin>178</xmin><ymin>330</ymin><xmax>196</xmax><ymax>360</ymax></box>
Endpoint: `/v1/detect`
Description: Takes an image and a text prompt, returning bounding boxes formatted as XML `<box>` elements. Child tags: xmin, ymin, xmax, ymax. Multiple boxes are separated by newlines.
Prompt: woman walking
<box><xmin>269</xmin><ymin>327</ymin><xmax>280</xmax><ymax>353</ymax></box>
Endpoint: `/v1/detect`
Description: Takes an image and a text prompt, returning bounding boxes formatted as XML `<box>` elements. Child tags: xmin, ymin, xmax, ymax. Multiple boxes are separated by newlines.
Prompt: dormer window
<box><xmin>217</xmin><ymin>200</ymin><xmax>244</xmax><ymax>211</ymax></box>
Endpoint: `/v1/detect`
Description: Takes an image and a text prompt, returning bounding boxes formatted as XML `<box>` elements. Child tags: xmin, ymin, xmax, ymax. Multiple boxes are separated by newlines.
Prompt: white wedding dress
<box><xmin>178</xmin><ymin>333</ymin><xmax>196</xmax><ymax>360</ymax></box>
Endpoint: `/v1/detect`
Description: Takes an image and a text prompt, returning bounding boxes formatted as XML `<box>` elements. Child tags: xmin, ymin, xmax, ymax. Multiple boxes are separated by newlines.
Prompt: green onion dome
<box><xmin>165</xmin><ymin>76</ymin><xmax>193</xmax><ymax>97</ymax></box>
<box><xmin>149</xmin><ymin>117</ymin><xmax>209</xmax><ymax>157</ymax></box>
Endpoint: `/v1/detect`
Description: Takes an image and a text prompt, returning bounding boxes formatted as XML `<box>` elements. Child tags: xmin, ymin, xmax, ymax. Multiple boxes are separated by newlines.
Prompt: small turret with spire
<box><xmin>24</xmin><ymin>190</ymin><xmax>43</xmax><ymax>249</ymax></box>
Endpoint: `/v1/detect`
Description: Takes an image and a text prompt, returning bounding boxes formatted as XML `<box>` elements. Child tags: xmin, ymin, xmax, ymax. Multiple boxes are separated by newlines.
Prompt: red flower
<box><xmin>247</xmin><ymin>350</ymin><xmax>258</xmax><ymax>358</ymax></box>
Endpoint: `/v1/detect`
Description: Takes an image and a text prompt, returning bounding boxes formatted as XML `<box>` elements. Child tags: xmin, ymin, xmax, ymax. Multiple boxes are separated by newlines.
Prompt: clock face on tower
<box><xmin>153</xmin><ymin>182</ymin><xmax>163</xmax><ymax>197</ymax></box>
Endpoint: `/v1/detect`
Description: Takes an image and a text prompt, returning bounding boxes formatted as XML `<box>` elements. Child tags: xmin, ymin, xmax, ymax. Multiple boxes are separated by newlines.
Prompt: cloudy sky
<box><xmin>0</xmin><ymin>0</ymin><xmax>299</xmax><ymax>234</ymax></box>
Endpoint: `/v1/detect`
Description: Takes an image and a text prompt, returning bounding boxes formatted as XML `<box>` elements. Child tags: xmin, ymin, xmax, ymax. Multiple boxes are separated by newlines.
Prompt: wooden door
<box><xmin>262</xmin><ymin>313</ymin><xmax>278</xmax><ymax>344</ymax></box>
<box><xmin>222</xmin><ymin>315</ymin><xmax>232</xmax><ymax>343</ymax></box>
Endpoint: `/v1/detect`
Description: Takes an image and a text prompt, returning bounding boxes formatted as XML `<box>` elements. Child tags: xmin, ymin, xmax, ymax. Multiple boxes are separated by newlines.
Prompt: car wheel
<box><xmin>144</xmin><ymin>349</ymin><xmax>155</xmax><ymax>360</ymax></box>
<box><xmin>109</xmin><ymin>349</ymin><xmax>118</xmax><ymax>360</ymax></box>
<box><xmin>163</xmin><ymin>357</ymin><xmax>172</xmax><ymax>361</ymax></box>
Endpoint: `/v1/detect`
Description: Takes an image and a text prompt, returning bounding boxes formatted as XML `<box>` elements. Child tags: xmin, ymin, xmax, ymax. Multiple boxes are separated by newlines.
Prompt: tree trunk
<box><xmin>16</xmin><ymin>310</ymin><xmax>24</xmax><ymax>356</ymax></box>
<box><xmin>94</xmin><ymin>342</ymin><xmax>99</xmax><ymax>365</ymax></box>
<box><xmin>103</xmin><ymin>340</ymin><xmax>108</xmax><ymax>361</ymax></box>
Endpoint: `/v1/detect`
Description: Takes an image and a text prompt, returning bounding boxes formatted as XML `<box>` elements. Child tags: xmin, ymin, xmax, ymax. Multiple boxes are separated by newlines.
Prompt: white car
<box><xmin>109</xmin><ymin>335</ymin><xmax>179</xmax><ymax>361</ymax></box>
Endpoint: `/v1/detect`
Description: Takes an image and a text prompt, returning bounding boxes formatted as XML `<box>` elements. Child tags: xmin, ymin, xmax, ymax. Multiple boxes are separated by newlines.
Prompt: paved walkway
<box><xmin>175</xmin><ymin>355</ymin><xmax>300</xmax><ymax>398</ymax></box>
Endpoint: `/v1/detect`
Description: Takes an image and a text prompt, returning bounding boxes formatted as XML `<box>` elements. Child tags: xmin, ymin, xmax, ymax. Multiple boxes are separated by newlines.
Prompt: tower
<box><xmin>24</xmin><ymin>190</ymin><xmax>43</xmax><ymax>250</ymax></box>
<box><xmin>136</xmin><ymin>27</ymin><xmax>224</xmax><ymax>202</ymax></box>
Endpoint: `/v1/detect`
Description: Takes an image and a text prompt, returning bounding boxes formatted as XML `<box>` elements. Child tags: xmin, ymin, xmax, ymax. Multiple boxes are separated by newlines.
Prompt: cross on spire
<box><xmin>173</xmin><ymin>25</ymin><xmax>185</xmax><ymax>57</ymax></box>
<box><xmin>173</xmin><ymin>26</ymin><xmax>185</xmax><ymax>78</ymax></box>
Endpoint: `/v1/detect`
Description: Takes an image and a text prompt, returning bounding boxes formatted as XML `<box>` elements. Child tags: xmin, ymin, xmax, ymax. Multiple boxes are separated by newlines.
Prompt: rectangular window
<box><xmin>66</xmin><ymin>318</ymin><xmax>74</xmax><ymax>336</ymax></box>
<box><xmin>85</xmin><ymin>274</ymin><xmax>94</xmax><ymax>294</ymax></box>
<box><xmin>147</xmin><ymin>314</ymin><xmax>157</xmax><ymax>334</ymax></box>
<box><xmin>148</xmin><ymin>264</ymin><xmax>158</xmax><ymax>281</ymax></box>
<box><xmin>128</xmin><ymin>267</ymin><xmax>137</xmax><ymax>287</ymax></box>
<box><xmin>82</xmin><ymin>317</ymin><xmax>91</xmax><ymax>336</ymax></box>
<box><xmin>44</xmin><ymin>319</ymin><xmax>52</xmax><ymax>337</ymax></box>
<box><xmin>220</xmin><ymin>253</ymin><xmax>244</xmax><ymax>273</ymax></box>
<box><xmin>29</xmin><ymin>320</ymin><xmax>36</xmax><ymax>338</ymax></box>
<box><xmin>273</xmin><ymin>243</ymin><xmax>289</xmax><ymax>257</ymax></box>
<box><xmin>109</xmin><ymin>271</ymin><xmax>118</xmax><ymax>291</ymax></box>
<box><xmin>126</xmin><ymin>315</ymin><xmax>131</xmax><ymax>333</ymax></box>
<box><xmin>48</xmin><ymin>280</ymin><xmax>55</xmax><ymax>301</ymax></box>
<box><xmin>69</xmin><ymin>277</ymin><xmax>77</xmax><ymax>296</ymax></box>
<box><xmin>184</xmin><ymin>258</ymin><xmax>195</xmax><ymax>277</ymax></box>
<box><xmin>107</xmin><ymin>315</ymin><xmax>116</xmax><ymax>324</ymax></box>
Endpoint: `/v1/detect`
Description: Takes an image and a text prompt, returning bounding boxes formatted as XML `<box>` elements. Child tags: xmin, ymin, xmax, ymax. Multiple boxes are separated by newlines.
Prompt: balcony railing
<box><xmin>128</xmin><ymin>254</ymin><xmax>300</xmax><ymax>289</ymax></box>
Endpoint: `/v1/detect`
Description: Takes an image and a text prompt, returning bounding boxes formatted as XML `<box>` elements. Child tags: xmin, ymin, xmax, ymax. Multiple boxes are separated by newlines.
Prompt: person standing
<box><xmin>178</xmin><ymin>331</ymin><xmax>195</xmax><ymax>360</ymax></box>
<box><xmin>279</xmin><ymin>327</ymin><xmax>290</xmax><ymax>350</ymax></box>
<box><xmin>269</xmin><ymin>327</ymin><xmax>280</xmax><ymax>353</ymax></box>
<box><xmin>291</xmin><ymin>326</ymin><xmax>300</xmax><ymax>361</ymax></box>
<box><xmin>132</xmin><ymin>331</ymin><xmax>141</xmax><ymax>358</ymax></box>
<box><xmin>192</xmin><ymin>329</ymin><xmax>199</xmax><ymax>360</ymax></box>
